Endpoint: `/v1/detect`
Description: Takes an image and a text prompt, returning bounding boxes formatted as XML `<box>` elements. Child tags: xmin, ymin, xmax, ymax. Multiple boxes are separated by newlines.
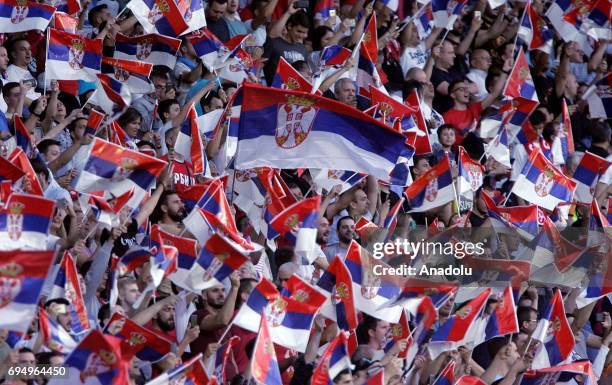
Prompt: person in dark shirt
<box><xmin>206</xmin><ymin>0</ymin><xmax>231</xmax><ymax>42</ymax></box>
<box><xmin>263</xmin><ymin>7</ymin><xmax>309</xmax><ymax>85</ymax></box>
<box><xmin>431</xmin><ymin>41</ymin><xmax>464</xmax><ymax>113</ymax></box>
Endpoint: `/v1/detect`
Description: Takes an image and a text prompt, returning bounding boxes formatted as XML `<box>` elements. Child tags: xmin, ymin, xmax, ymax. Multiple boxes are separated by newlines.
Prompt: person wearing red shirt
<box><xmin>442</xmin><ymin>57</ymin><xmax>511</xmax><ymax>143</ymax></box>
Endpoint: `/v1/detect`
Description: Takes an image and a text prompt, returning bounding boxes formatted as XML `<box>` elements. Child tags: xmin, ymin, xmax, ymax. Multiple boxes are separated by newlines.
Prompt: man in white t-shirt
<box><xmin>399</xmin><ymin>21</ymin><xmax>442</xmax><ymax>78</ymax></box>
<box><xmin>5</xmin><ymin>39</ymin><xmax>40</xmax><ymax>102</ymax></box>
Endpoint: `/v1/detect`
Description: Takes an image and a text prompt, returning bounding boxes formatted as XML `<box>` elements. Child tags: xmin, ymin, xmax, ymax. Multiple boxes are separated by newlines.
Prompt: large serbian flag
<box><xmin>126</xmin><ymin>0</ymin><xmax>188</xmax><ymax>37</ymax></box>
<box><xmin>46</xmin><ymin>28</ymin><xmax>102</xmax><ymax>82</ymax></box>
<box><xmin>511</xmin><ymin>147</ymin><xmax>576</xmax><ymax>211</ymax></box>
<box><xmin>235</xmin><ymin>83</ymin><xmax>412</xmax><ymax>180</ymax></box>
<box><xmin>0</xmin><ymin>0</ymin><xmax>55</xmax><ymax>33</ymax></box>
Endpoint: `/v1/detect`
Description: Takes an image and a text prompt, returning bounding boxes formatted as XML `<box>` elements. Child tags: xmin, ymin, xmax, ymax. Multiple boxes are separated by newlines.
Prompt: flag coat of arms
<box><xmin>457</xmin><ymin>146</ymin><xmax>485</xmax><ymax>200</ymax></box>
<box><xmin>106</xmin><ymin>312</ymin><xmax>172</xmax><ymax>362</ymax></box>
<box><xmin>126</xmin><ymin>0</ymin><xmax>188</xmax><ymax>37</ymax></box>
<box><xmin>517</xmin><ymin>1</ymin><xmax>553</xmax><ymax>51</ymax></box>
<box><xmin>233</xmin><ymin>276</ymin><xmax>326</xmax><ymax>352</ymax></box>
<box><xmin>46</xmin><ymin>28</ymin><xmax>102</xmax><ymax>82</ymax></box>
<box><xmin>114</xmin><ymin>33</ymin><xmax>181</xmax><ymax>69</ymax></box>
<box><xmin>182</xmin><ymin>233</ymin><xmax>249</xmax><ymax>292</ymax></box>
<box><xmin>316</xmin><ymin>256</ymin><xmax>358</xmax><ymax>331</ymax></box>
<box><xmin>47</xmin><ymin>330</ymin><xmax>129</xmax><ymax>385</ymax></box>
<box><xmin>531</xmin><ymin>289</ymin><xmax>575</xmax><ymax>369</ymax></box>
<box><xmin>511</xmin><ymin>148</ymin><xmax>577</xmax><ymax>211</ymax></box>
<box><xmin>502</xmin><ymin>48</ymin><xmax>539</xmax><ymax>102</ymax></box>
<box><xmin>271</xmin><ymin>57</ymin><xmax>318</xmax><ymax>94</ymax></box>
<box><xmin>100</xmin><ymin>57</ymin><xmax>154</xmax><ymax>95</ymax></box>
<box><xmin>0</xmin><ymin>0</ymin><xmax>55</xmax><ymax>33</ymax></box>
<box><xmin>0</xmin><ymin>250</ymin><xmax>55</xmax><ymax>333</ymax></box>
<box><xmin>404</xmin><ymin>156</ymin><xmax>456</xmax><ymax>212</ymax></box>
<box><xmin>0</xmin><ymin>193</ymin><xmax>55</xmax><ymax>250</ymax></box>
<box><xmin>344</xmin><ymin>240</ymin><xmax>403</xmax><ymax>323</ymax></box>
<box><xmin>235</xmin><ymin>83</ymin><xmax>412</xmax><ymax>180</ymax></box>
<box><xmin>74</xmin><ymin>138</ymin><xmax>167</xmax><ymax>210</ymax></box>
<box><xmin>572</xmin><ymin>151</ymin><xmax>610</xmax><ymax>203</ymax></box>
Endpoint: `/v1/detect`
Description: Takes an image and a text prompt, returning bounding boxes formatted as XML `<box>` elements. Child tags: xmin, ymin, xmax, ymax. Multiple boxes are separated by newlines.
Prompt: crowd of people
<box><xmin>0</xmin><ymin>0</ymin><xmax>611</xmax><ymax>384</ymax></box>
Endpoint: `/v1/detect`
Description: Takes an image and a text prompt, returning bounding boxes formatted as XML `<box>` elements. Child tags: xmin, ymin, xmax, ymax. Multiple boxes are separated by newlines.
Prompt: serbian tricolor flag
<box><xmin>531</xmin><ymin>290</ymin><xmax>575</xmax><ymax>369</ymax></box>
<box><xmin>522</xmin><ymin>361</ymin><xmax>597</xmax><ymax>385</ymax></box>
<box><xmin>0</xmin><ymin>193</ymin><xmax>55</xmax><ymax>250</ymax></box>
<box><xmin>404</xmin><ymin>156</ymin><xmax>456</xmax><ymax>212</ymax></box>
<box><xmin>572</xmin><ymin>151</ymin><xmax>610</xmax><ymax>203</ymax></box>
<box><xmin>320</xmin><ymin>45</ymin><xmax>351</xmax><ymax>67</ymax></box>
<box><xmin>0</xmin><ymin>0</ymin><xmax>55</xmax><ymax>33</ymax></box>
<box><xmin>48</xmin><ymin>251</ymin><xmax>90</xmax><ymax>334</ymax></box>
<box><xmin>404</xmin><ymin>89</ymin><xmax>431</xmax><ymax>155</ymax></box>
<box><xmin>235</xmin><ymin>83</ymin><xmax>411</xmax><ymax>180</ymax></box>
<box><xmin>146</xmin><ymin>353</ymin><xmax>208</xmax><ymax>385</ymax></box>
<box><xmin>517</xmin><ymin>1</ymin><xmax>553</xmax><ymax>52</ymax></box>
<box><xmin>84</xmin><ymin>109</ymin><xmax>105</xmax><ymax>136</ymax></box>
<box><xmin>106</xmin><ymin>312</ymin><xmax>172</xmax><ymax>362</ymax></box>
<box><xmin>176</xmin><ymin>0</ymin><xmax>206</xmax><ymax>35</ymax></box>
<box><xmin>582</xmin><ymin>0</ymin><xmax>611</xmax><ymax>39</ymax></box>
<box><xmin>505</xmin><ymin>97</ymin><xmax>539</xmax><ymax>138</ymax></box>
<box><xmin>148</xmin><ymin>224</ymin><xmax>197</xmax><ymax>280</ymax></box>
<box><xmin>383</xmin><ymin>197</ymin><xmax>404</xmax><ymax>237</ymax></box>
<box><xmin>309</xmin><ymin>169</ymin><xmax>366</xmax><ymax>195</ymax></box>
<box><xmin>180</xmin><ymin>233</ymin><xmax>249</xmax><ymax>292</ymax></box>
<box><xmin>74</xmin><ymin>138</ymin><xmax>167</xmax><ymax>209</ymax></box>
<box><xmin>108</xmin><ymin>121</ymin><xmax>130</xmax><ymax>147</ymax></box>
<box><xmin>387</xmin><ymin>281</ymin><xmax>458</xmax><ymax>310</ymax></box>
<box><xmin>174</xmin><ymin>104</ymin><xmax>210</xmax><ymax>176</ymax></box>
<box><xmin>0</xmin><ymin>154</ymin><xmax>25</xmax><ymax>184</ymax></box>
<box><xmin>269</xmin><ymin>196</ymin><xmax>320</xmax><ymax>257</ymax></box>
<box><xmin>251</xmin><ymin>316</ymin><xmax>282</xmax><ymax>385</ymax></box>
<box><xmin>429</xmin><ymin>288</ymin><xmax>491</xmax><ymax>355</ymax></box>
<box><xmin>344</xmin><ymin>240</ymin><xmax>403</xmax><ymax>322</ymax></box>
<box><xmin>233</xmin><ymin>276</ymin><xmax>326</xmax><ymax>352</ymax></box>
<box><xmin>271</xmin><ymin>57</ymin><xmax>316</xmax><ymax>93</ymax></box>
<box><xmin>511</xmin><ymin>148</ymin><xmax>576</xmax><ymax>211</ymax></box>
<box><xmin>413</xmin><ymin>3</ymin><xmax>434</xmax><ymax>39</ymax></box>
<box><xmin>84</xmin><ymin>189</ymin><xmax>134</xmax><ymax>229</ymax></box>
<box><xmin>482</xmin><ymin>192</ymin><xmax>538</xmax><ymax>240</ymax></box>
<box><xmin>369</xmin><ymin>85</ymin><xmax>416</xmax><ymax>132</ymax></box>
<box><xmin>217</xmin><ymin>47</ymin><xmax>257</xmax><ymax>84</ymax></box>
<box><xmin>119</xmin><ymin>246</ymin><xmax>152</xmax><ymax>274</ymax></box>
<box><xmin>8</xmin><ymin>148</ymin><xmax>44</xmax><ymax>196</ymax></box>
<box><xmin>311</xmin><ymin>332</ymin><xmax>352</xmax><ymax>385</ymax></box>
<box><xmin>484</xmin><ymin>286</ymin><xmax>519</xmax><ymax>341</ymax></box>
<box><xmin>432</xmin><ymin>0</ymin><xmax>467</xmax><ymax>28</ymax></box>
<box><xmin>316</xmin><ymin>256</ymin><xmax>358</xmax><ymax>331</ymax></box>
<box><xmin>42</xmin><ymin>0</ymin><xmax>79</xmax><ymax>14</ymax></box>
<box><xmin>101</xmin><ymin>57</ymin><xmax>154</xmax><ymax>95</ymax></box>
<box><xmin>432</xmin><ymin>360</ymin><xmax>455</xmax><ymax>385</ymax></box>
<box><xmin>126</xmin><ymin>0</ymin><xmax>188</xmax><ymax>37</ymax></box>
<box><xmin>89</xmin><ymin>74</ymin><xmax>132</xmax><ymax>118</ymax></box>
<box><xmin>502</xmin><ymin>48</ymin><xmax>538</xmax><ymax>102</ymax></box>
<box><xmin>457</xmin><ymin>146</ymin><xmax>484</xmax><ymax>200</ymax></box>
<box><xmin>0</xmin><ymin>250</ymin><xmax>55</xmax><ymax>333</ymax></box>
<box><xmin>355</xmin><ymin>15</ymin><xmax>384</xmax><ymax>91</ymax></box>
<box><xmin>53</xmin><ymin>12</ymin><xmax>78</xmax><ymax>33</ymax></box>
<box><xmin>114</xmin><ymin>33</ymin><xmax>181</xmax><ymax>69</ymax></box>
<box><xmin>384</xmin><ymin>309</ymin><xmax>412</xmax><ymax>358</ymax></box>
<box><xmin>584</xmin><ymin>72</ymin><xmax>612</xmax><ymax>119</ymax></box>
<box><xmin>14</xmin><ymin>114</ymin><xmax>36</xmax><ymax>157</ymax></box>
<box><xmin>47</xmin><ymin>330</ymin><xmax>128</xmax><ymax>385</ymax></box>
<box><xmin>187</xmin><ymin>28</ymin><xmax>224</xmax><ymax>71</ymax></box>
<box><xmin>208</xmin><ymin>336</ymin><xmax>239</xmax><ymax>384</ymax></box>
<box><xmin>46</xmin><ymin>28</ymin><xmax>102</xmax><ymax>82</ymax></box>
<box><xmin>39</xmin><ymin>305</ymin><xmax>77</xmax><ymax>354</ymax></box>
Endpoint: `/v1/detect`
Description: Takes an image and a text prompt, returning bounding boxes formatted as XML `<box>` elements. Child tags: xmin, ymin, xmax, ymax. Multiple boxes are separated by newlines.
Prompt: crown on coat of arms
<box><xmin>128</xmin><ymin>332</ymin><xmax>147</xmax><ymax>346</ymax></box>
<box><xmin>98</xmin><ymin>350</ymin><xmax>117</xmax><ymax>365</ymax></box>
<box><xmin>71</xmin><ymin>38</ymin><xmax>84</xmax><ymax>51</ymax></box>
<box><xmin>286</xmin><ymin>77</ymin><xmax>301</xmax><ymax>90</ymax></box>
<box><xmin>155</xmin><ymin>0</ymin><xmax>170</xmax><ymax>12</ymax></box>
<box><xmin>285</xmin><ymin>94</ymin><xmax>315</xmax><ymax>108</ymax></box>
<box><xmin>8</xmin><ymin>202</ymin><xmax>24</xmax><ymax>215</ymax></box>
<box><xmin>0</xmin><ymin>262</ymin><xmax>23</xmax><ymax>277</ymax></box>
<box><xmin>390</xmin><ymin>324</ymin><xmax>403</xmax><ymax>337</ymax></box>
<box><xmin>292</xmin><ymin>289</ymin><xmax>309</xmax><ymax>303</ymax></box>
<box><xmin>15</xmin><ymin>0</ymin><xmax>27</xmax><ymax>7</ymax></box>
<box><xmin>120</xmin><ymin>157</ymin><xmax>139</xmax><ymax>170</ymax></box>
<box><xmin>378</xmin><ymin>102</ymin><xmax>393</xmax><ymax>116</ymax></box>
<box><xmin>542</xmin><ymin>167</ymin><xmax>555</xmax><ymax>179</ymax></box>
